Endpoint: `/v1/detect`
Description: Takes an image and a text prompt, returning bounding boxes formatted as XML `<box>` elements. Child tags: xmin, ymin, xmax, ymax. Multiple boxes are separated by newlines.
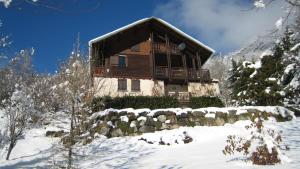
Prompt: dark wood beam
<box><xmin>165</xmin><ymin>34</ymin><xmax>171</xmax><ymax>81</ymax></box>
<box><xmin>150</xmin><ymin>32</ymin><xmax>154</xmax><ymax>79</ymax></box>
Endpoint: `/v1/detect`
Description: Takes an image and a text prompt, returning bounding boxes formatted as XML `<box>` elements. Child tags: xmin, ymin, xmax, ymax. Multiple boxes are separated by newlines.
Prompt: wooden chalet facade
<box><xmin>89</xmin><ymin>17</ymin><xmax>219</xmax><ymax>101</ymax></box>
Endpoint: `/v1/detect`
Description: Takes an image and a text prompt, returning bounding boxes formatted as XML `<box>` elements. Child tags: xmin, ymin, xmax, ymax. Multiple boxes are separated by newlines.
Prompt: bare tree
<box><xmin>3</xmin><ymin>87</ymin><xmax>35</xmax><ymax>160</ymax></box>
<box><xmin>51</xmin><ymin>35</ymin><xmax>91</xmax><ymax>168</ymax></box>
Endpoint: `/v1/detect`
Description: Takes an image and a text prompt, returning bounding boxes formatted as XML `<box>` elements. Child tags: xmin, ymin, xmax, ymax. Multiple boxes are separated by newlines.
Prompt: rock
<box><xmin>215</xmin><ymin>117</ymin><xmax>225</xmax><ymax>126</ymax></box>
<box><xmin>183</xmin><ymin>135</ymin><xmax>193</xmax><ymax>144</ymax></box>
<box><xmin>139</xmin><ymin>125</ymin><xmax>155</xmax><ymax>133</ymax></box>
<box><xmin>157</xmin><ymin>115</ymin><xmax>167</xmax><ymax>123</ymax></box>
<box><xmin>145</xmin><ymin>117</ymin><xmax>156</xmax><ymax>126</ymax></box>
<box><xmin>154</xmin><ymin>121</ymin><xmax>162</xmax><ymax>130</ymax></box>
<box><xmin>160</xmin><ymin>123</ymin><xmax>168</xmax><ymax>130</ymax></box>
<box><xmin>228</xmin><ymin>109</ymin><xmax>237</xmax><ymax>114</ymax></box>
<box><xmin>191</xmin><ymin>111</ymin><xmax>205</xmax><ymax>117</ymax></box>
<box><xmin>237</xmin><ymin>114</ymin><xmax>251</xmax><ymax>121</ymax></box>
<box><xmin>92</xmin><ymin>122</ymin><xmax>111</xmax><ymax>136</ymax></box>
<box><xmin>246</xmin><ymin>108</ymin><xmax>261</xmax><ymax>114</ymax></box>
<box><xmin>166</xmin><ymin>114</ymin><xmax>177</xmax><ymax>124</ymax></box>
<box><xmin>83</xmin><ymin>137</ymin><xmax>93</xmax><ymax>145</ymax></box>
<box><xmin>127</xmin><ymin>113</ymin><xmax>137</xmax><ymax>121</ymax></box>
<box><xmin>170</xmin><ymin>124</ymin><xmax>180</xmax><ymax>129</ymax></box>
<box><xmin>153</xmin><ymin>111</ymin><xmax>175</xmax><ymax>117</ymax></box>
<box><xmin>228</xmin><ymin>112</ymin><xmax>238</xmax><ymax>124</ymax></box>
<box><xmin>46</xmin><ymin>130</ymin><xmax>65</xmax><ymax>137</ymax></box>
<box><xmin>111</xmin><ymin>128</ymin><xmax>124</xmax><ymax>137</ymax></box>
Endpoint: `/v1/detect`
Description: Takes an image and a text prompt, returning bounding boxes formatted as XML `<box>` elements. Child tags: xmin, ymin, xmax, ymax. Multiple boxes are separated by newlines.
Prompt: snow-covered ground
<box><xmin>0</xmin><ymin>109</ymin><xmax>299</xmax><ymax>168</ymax></box>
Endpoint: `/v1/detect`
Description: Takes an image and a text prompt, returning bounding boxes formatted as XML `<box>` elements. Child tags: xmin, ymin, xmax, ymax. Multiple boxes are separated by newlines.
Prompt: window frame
<box><xmin>118</xmin><ymin>79</ymin><xmax>127</xmax><ymax>91</ymax></box>
<box><xmin>131</xmin><ymin>79</ymin><xmax>141</xmax><ymax>92</ymax></box>
<box><xmin>118</xmin><ymin>55</ymin><xmax>127</xmax><ymax>68</ymax></box>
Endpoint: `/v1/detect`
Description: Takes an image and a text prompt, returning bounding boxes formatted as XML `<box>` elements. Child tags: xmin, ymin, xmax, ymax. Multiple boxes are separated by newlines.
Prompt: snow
<box><xmin>267</xmin><ymin>78</ymin><xmax>277</xmax><ymax>81</ymax></box>
<box><xmin>250</xmin><ymin>70</ymin><xmax>257</xmax><ymax>78</ymax></box>
<box><xmin>275</xmin><ymin>17</ymin><xmax>283</xmax><ymax>29</ymax></box>
<box><xmin>0</xmin><ymin>0</ymin><xmax>37</xmax><ymax>8</ymax></box>
<box><xmin>90</xmin><ymin>106</ymin><xmax>295</xmax><ymax>121</ymax></box>
<box><xmin>88</xmin><ymin>17</ymin><xmax>215</xmax><ymax>54</ymax></box>
<box><xmin>120</xmin><ymin>115</ymin><xmax>129</xmax><ymax>122</ymax></box>
<box><xmin>205</xmin><ymin>113</ymin><xmax>215</xmax><ymax>118</ymax></box>
<box><xmin>137</xmin><ymin>116</ymin><xmax>147</xmax><ymax>121</ymax></box>
<box><xmin>243</xmin><ymin>60</ymin><xmax>261</xmax><ymax>69</ymax></box>
<box><xmin>254</xmin><ymin>0</ymin><xmax>265</xmax><ymax>8</ymax></box>
<box><xmin>290</xmin><ymin>43</ymin><xmax>300</xmax><ymax>51</ymax></box>
<box><xmin>2</xmin><ymin>116</ymin><xmax>299</xmax><ymax>168</ymax></box>
<box><xmin>284</xmin><ymin>63</ymin><xmax>296</xmax><ymax>74</ymax></box>
<box><xmin>130</xmin><ymin>121</ymin><xmax>136</xmax><ymax>128</ymax></box>
<box><xmin>260</xmin><ymin>49</ymin><xmax>273</xmax><ymax>58</ymax></box>
<box><xmin>0</xmin><ymin>0</ymin><xmax>12</xmax><ymax>8</ymax></box>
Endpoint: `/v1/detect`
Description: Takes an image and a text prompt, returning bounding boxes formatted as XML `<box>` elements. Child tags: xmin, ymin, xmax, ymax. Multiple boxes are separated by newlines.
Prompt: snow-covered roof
<box><xmin>89</xmin><ymin>17</ymin><xmax>215</xmax><ymax>54</ymax></box>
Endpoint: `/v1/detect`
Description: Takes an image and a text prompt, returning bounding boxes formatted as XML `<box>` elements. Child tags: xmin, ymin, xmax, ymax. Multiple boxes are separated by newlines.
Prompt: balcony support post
<box><xmin>182</xmin><ymin>54</ymin><xmax>188</xmax><ymax>82</ymax></box>
<box><xmin>165</xmin><ymin>34</ymin><xmax>171</xmax><ymax>80</ymax></box>
<box><xmin>150</xmin><ymin>32</ymin><xmax>155</xmax><ymax>79</ymax></box>
<box><xmin>196</xmin><ymin>52</ymin><xmax>201</xmax><ymax>69</ymax></box>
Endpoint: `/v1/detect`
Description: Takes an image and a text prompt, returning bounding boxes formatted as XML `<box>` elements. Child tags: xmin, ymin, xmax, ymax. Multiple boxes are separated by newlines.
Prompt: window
<box><xmin>118</xmin><ymin>55</ymin><xmax>126</xmax><ymax>68</ymax></box>
<box><xmin>110</xmin><ymin>55</ymin><xmax>119</xmax><ymax>66</ymax></box>
<box><xmin>131</xmin><ymin>79</ymin><xmax>140</xmax><ymax>91</ymax></box>
<box><xmin>118</xmin><ymin>79</ymin><xmax>127</xmax><ymax>91</ymax></box>
<box><xmin>131</xmin><ymin>44</ymin><xmax>140</xmax><ymax>52</ymax></box>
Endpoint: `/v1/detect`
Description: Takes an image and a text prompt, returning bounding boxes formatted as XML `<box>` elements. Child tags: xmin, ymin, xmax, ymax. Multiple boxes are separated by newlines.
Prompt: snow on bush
<box><xmin>223</xmin><ymin>116</ymin><xmax>290</xmax><ymax>165</ymax></box>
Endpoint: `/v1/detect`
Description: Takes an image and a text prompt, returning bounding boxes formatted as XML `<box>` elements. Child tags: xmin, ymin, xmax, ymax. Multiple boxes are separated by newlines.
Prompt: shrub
<box><xmin>222</xmin><ymin>116</ymin><xmax>288</xmax><ymax>165</ymax></box>
<box><xmin>90</xmin><ymin>96</ymin><xmax>179</xmax><ymax>110</ymax></box>
<box><xmin>189</xmin><ymin>96</ymin><xmax>224</xmax><ymax>108</ymax></box>
<box><xmin>90</xmin><ymin>96</ymin><xmax>113</xmax><ymax>112</ymax></box>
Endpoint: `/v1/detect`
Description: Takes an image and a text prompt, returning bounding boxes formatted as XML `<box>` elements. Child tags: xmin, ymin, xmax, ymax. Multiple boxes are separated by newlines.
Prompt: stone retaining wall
<box><xmin>56</xmin><ymin>106</ymin><xmax>295</xmax><ymax>145</ymax></box>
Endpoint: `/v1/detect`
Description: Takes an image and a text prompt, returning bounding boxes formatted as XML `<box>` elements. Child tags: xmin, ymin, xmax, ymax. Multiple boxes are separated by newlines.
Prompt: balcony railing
<box><xmin>153</xmin><ymin>42</ymin><xmax>181</xmax><ymax>54</ymax></box>
<box><xmin>155</xmin><ymin>66</ymin><xmax>211</xmax><ymax>82</ymax></box>
<box><xmin>94</xmin><ymin>66</ymin><xmax>212</xmax><ymax>82</ymax></box>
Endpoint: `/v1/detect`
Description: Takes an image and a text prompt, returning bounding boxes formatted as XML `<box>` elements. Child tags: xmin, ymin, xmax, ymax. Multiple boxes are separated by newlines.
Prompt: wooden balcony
<box><xmin>94</xmin><ymin>66</ymin><xmax>105</xmax><ymax>76</ymax></box>
<box><xmin>155</xmin><ymin>66</ymin><xmax>211</xmax><ymax>82</ymax></box>
<box><xmin>153</xmin><ymin>42</ymin><xmax>181</xmax><ymax>54</ymax></box>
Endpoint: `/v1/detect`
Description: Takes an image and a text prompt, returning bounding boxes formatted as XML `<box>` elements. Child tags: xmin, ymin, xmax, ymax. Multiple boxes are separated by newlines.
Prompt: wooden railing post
<box><xmin>165</xmin><ymin>34</ymin><xmax>171</xmax><ymax>80</ymax></box>
<box><xmin>150</xmin><ymin>32</ymin><xmax>155</xmax><ymax>79</ymax></box>
<box><xmin>182</xmin><ymin>54</ymin><xmax>188</xmax><ymax>82</ymax></box>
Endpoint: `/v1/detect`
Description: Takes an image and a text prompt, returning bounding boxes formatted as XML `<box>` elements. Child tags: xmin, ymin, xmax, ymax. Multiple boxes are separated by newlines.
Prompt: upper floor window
<box><xmin>118</xmin><ymin>55</ymin><xmax>126</xmax><ymax>68</ymax></box>
<box><xmin>131</xmin><ymin>79</ymin><xmax>140</xmax><ymax>91</ymax></box>
<box><xmin>131</xmin><ymin>44</ymin><xmax>140</xmax><ymax>52</ymax></box>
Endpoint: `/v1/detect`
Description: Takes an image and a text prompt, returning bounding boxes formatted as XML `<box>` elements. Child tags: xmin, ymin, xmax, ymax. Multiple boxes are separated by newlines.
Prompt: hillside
<box><xmin>0</xmin><ymin>108</ymin><xmax>299</xmax><ymax>168</ymax></box>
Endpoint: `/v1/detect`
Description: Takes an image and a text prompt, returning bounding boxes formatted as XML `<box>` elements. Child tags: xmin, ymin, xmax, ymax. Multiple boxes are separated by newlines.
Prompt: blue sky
<box><xmin>0</xmin><ymin>0</ymin><xmax>285</xmax><ymax>73</ymax></box>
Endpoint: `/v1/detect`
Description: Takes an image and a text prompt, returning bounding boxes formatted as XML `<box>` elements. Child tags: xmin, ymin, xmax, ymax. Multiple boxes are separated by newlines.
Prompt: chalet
<box><xmin>89</xmin><ymin>17</ymin><xmax>220</xmax><ymax>101</ymax></box>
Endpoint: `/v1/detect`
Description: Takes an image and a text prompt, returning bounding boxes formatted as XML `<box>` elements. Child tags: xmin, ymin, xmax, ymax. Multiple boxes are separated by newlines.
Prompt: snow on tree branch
<box><xmin>0</xmin><ymin>0</ymin><xmax>38</xmax><ymax>8</ymax></box>
<box><xmin>254</xmin><ymin>0</ymin><xmax>266</xmax><ymax>8</ymax></box>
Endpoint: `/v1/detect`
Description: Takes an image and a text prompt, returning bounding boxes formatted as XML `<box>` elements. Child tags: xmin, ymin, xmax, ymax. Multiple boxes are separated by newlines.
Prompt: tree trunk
<box><xmin>68</xmin><ymin>101</ymin><xmax>75</xmax><ymax>169</ymax></box>
<box><xmin>6</xmin><ymin>140</ymin><xmax>15</xmax><ymax>160</ymax></box>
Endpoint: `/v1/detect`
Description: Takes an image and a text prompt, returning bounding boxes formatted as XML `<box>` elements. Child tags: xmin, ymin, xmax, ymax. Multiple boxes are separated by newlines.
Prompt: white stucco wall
<box><xmin>188</xmin><ymin>82</ymin><xmax>220</xmax><ymax>97</ymax></box>
<box><xmin>93</xmin><ymin>77</ymin><xmax>164</xmax><ymax>97</ymax></box>
<box><xmin>93</xmin><ymin>77</ymin><xmax>219</xmax><ymax>98</ymax></box>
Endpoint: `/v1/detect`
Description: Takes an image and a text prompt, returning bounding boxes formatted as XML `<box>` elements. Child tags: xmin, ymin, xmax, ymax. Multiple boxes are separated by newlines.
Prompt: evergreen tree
<box><xmin>229</xmin><ymin>27</ymin><xmax>298</xmax><ymax>106</ymax></box>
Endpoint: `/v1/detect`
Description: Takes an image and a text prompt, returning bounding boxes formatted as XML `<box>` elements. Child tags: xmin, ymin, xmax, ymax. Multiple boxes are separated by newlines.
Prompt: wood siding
<box><xmin>92</xmin><ymin>31</ymin><xmax>212</xmax><ymax>83</ymax></box>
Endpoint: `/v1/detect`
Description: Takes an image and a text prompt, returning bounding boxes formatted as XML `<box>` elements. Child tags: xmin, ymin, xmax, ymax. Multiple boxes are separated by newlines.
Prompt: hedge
<box><xmin>189</xmin><ymin>96</ymin><xmax>225</xmax><ymax>108</ymax></box>
<box><xmin>90</xmin><ymin>96</ymin><xmax>179</xmax><ymax>111</ymax></box>
<box><xmin>90</xmin><ymin>96</ymin><xmax>224</xmax><ymax>112</ymax></box>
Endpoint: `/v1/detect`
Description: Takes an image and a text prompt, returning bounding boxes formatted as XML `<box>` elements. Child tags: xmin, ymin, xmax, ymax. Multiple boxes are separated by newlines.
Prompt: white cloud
<box><xmin>154</xmin><ymin>0</ymin><xmax>288</xmax><ymax>53</ymax></box>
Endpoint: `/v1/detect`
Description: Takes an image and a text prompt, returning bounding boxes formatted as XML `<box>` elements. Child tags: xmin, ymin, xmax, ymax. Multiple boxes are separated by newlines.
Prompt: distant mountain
<box><xmin>224</xmin><ymin>35</ymin><xmax>275</xmax><ymax>62</ymax></box>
